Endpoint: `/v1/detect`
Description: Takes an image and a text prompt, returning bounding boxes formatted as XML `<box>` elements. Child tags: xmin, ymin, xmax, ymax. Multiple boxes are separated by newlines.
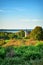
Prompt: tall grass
<box><xmin>0</xmin><ymin>43</ymin><xmax>43</xmax><ymax>65</ymax></box>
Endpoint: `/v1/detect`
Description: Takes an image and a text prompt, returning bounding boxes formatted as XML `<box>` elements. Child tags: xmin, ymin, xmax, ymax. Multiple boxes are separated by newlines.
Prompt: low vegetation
<box><xmin>29</xmin><ymin>26</ymin><xmax>43</xmax><ymax>40</ymax></box>
<box><xmin>0</xmin><ymin>26</ymin><xmax>43</xmax><ymax>65</ymax></box>
<box><xmin>0</xmin><ymin>43</ymin><xmax>43</xmax><ymax>65</ymax></box>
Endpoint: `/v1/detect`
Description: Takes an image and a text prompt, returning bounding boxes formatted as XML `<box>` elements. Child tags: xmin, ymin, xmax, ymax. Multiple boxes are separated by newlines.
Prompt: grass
<box><xmin>5</xmin><ymin>40</ymin><xmax>9</xmax><ymax>43</ymax></box>
<box><xmin>35</xmin><ymin>41</ymin><xmax>43</xmax><ymax>46</ymax></box>
<box><xmin>0</xmin><ymin>44</ymin><xmax>43</xmax><ymax>65</ymax></box>
<box><xmin>0</xmin><ymin>38</ymin><xmax>43</xmax><ymax>65</ymax></box>
<box><xmin>2</xmin><ymin>38</ymin><xmax>43</xmax><ymax>47</ymax></box>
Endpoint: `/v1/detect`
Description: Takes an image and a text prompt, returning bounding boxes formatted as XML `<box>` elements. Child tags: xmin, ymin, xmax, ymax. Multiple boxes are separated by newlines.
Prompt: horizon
<box><xmin>0</xmin><ymin>25</ymin><xmax>43</xmax><ymax>30</ymax></box>
<box><xmin>0</xmin><ymin>0</ymin><xmax>43</xmax><ymax>29</ymax></box>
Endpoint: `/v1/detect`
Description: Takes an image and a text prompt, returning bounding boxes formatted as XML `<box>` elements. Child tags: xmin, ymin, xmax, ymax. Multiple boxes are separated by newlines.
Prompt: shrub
<box><xmin>29</xmin><ymin>26</ymin><xmax>43</xmax><ymax>40</ymax></box>
<box><xmin>0</xmin><ymin>47</ymin><xmax>5</xmax><ymax>59</ymax></box>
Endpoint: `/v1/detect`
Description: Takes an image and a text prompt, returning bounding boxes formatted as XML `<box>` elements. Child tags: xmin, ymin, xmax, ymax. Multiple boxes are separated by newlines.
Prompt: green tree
<box><xmin>0</xmin><ymin>32</ymin><xmax>5</xmax><ymax>39</ymax></box>
<box><xmin>8</xmin><ymin>33</ymin><xmax>14</xmax><ymax>39</ymax></box>
<box><xmin>29</xmin><ymin>26</ymin><xmax>43</xmax><ymax>40</ymax></box>
<box><xmin>0</xmin><ymin>32</ymin><xmax>9</xmax><ymax>39</ymax></box>
<box><xmin>15</xmin><ymin>30</ymin><xmax>25</xmax><ymax>38</ymax></box>
<box><xmin>19</xmin><ymin>30</ymin><xmax>25</xmax><ymax>37</ymax></box>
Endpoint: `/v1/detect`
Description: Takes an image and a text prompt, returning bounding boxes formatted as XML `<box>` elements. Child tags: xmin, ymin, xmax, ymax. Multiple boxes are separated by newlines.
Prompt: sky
<box><xmin>0</xmin><ymin>0</ymin><xmax>43</xmax><ymax>29</ymax></box>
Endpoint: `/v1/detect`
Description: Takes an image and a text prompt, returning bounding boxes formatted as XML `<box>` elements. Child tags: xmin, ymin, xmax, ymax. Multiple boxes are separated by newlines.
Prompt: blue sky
<box><xmin>0</xmin><ymin>0</ymin><xmax>43</xmax><ymax>29</ymax></box>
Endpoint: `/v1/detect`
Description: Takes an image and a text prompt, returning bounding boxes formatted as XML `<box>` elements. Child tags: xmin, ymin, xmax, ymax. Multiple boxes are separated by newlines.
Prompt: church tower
<box><xmin>25</xmin><ymin>30</ymin><xmax>28</xmax><ymax>37</ymax></box>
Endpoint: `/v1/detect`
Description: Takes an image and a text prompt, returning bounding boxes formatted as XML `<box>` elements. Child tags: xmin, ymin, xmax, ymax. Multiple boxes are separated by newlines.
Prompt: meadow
<box><xmin>0</xmin><ymin>43</ymin><xmax>43</xmax><ymax>65</ymax></box>
<box><xmin>0</xmin><ymin>26</ymin><xmax>43</xmax><ymax>65</ymax></box>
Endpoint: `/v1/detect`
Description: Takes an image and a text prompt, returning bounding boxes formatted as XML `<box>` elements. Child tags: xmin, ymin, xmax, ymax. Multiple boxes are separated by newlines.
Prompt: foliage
<box><xmin>0</xmin><ymin>32</ymin><xmax>9</xmax><ymax>39</ymax></box>
<box><xmin>29</xmin><ymin>26</ymin><xmax>43</xmax><ymax>40</ymax></box>
<box><xmin>0</xmin><ymin>30</ymin><xmax>25</xmax><ymax>40</ymax></box>
<box><xmin>15</xmin><ymin>30</ymin><xmax>25</xmax><ymax>39</ymax></box>
<box><xmin>0</xmin><ymin>39</ymin><xmax>6</xmax><ymax>46</ymax></box>
<box><xmin>0</xmin><ymin>47</ymin><xmax>5</xmax><ymax>59</ymax></box>
<box><xmin>19</xmin><ymin>30</ymin><xmax>25</xmax><ymax>37</ymax></box>
<box><xmin>0</xmin><ymin>44</ymin><xmax>43</xmax><ymax>65</ymax></box>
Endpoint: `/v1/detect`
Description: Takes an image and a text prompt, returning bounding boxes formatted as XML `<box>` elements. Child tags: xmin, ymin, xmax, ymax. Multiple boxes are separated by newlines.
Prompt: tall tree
<box><xmin>29</xmin><ymin>26</ymin><xmax>43</xmax><ymax>40</ymax></box>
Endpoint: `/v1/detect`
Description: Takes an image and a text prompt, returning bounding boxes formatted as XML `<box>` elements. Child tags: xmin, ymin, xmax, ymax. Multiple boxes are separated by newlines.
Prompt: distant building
<box><xmin>25</xmin><ymin>30</ymin><xmax>29</xmax><ymax>37</ymax></box>
<box><xmin>25</xmin><ymin>29</ymin><xmax>31</xmax><ymax>37</ymax></box>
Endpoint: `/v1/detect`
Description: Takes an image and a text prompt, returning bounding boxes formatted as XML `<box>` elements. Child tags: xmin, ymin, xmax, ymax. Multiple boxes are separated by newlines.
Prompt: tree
<box><xmin>0</xmin><ymin>32</ymin><xmax>9</xmax><ymax>39</ymax></box>
<box><xmin>29</xmin><ymin>26</ymin><xmax>43</xmax><ymax>40</ymax></box>
<box><xmin>15</xmin><ymin>30</ymin><xmax>25</xmax><ymax>38</ymax></box>
<box><xmin>19</xmin><ymin>30</ymin><xmax>25</xmax><ymax>37</ymax></box>
<box><xmin>0</xmin><ymin>32</ymin><xmax>5</xmax><ymax>39</ymax></box>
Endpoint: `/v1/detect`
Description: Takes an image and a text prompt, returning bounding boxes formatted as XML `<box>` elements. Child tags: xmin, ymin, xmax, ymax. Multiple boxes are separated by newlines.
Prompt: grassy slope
<box><xmin>0</xmin><ymin>38</ymin><xmax>43</xmax><ymax>65</ymax></box>
<box><xmin>2</xmin><ymin>39</ymin><xmax>43</xmax><ymax>47</ymax></box>
<box><xmin>0</xmin><ymin>45</ymin><xmax>43</xmax><ymax>65</ymax></box>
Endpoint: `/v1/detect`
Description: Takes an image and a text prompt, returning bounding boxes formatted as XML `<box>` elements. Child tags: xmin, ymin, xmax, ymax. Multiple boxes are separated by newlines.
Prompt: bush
<box><xmin>29</xmin><ymin>26</ymin><xmax>43</xmax><ymax>40</ymax></box>
<box><xmin>0</xmin><ymin>45</ymin><xmax>43</xmax><ymax>65</ymax></box>
<box><xmin>0</xmin><ymin>47</ymin><xmax>5</xmax><ymax>59</ymax></box>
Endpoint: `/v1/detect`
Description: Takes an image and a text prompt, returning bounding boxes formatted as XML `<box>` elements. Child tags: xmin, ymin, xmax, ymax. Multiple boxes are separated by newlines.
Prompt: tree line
<box><xmin>0</xmin><ymin>26</ymin><xmax>43</xmax><ymax>40</ymax></box>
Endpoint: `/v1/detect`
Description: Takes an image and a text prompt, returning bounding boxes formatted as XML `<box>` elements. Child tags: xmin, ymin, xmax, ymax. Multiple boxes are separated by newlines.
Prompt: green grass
<box><xmin>35</xmin><ymin>41</ymin><xmax>43</xmax><ymax>46</ymax></box>
<box><xmin>5</xmin><ymin>40</ymin><xmax>9</xmax><ymax>43</ymax></box>
<box><xmin>0</xmin><ymin>43</ymin><xmax>43</xmax><ymax>65</ymax></box>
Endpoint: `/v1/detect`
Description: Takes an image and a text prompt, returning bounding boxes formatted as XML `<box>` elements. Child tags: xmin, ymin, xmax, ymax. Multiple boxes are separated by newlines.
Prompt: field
<box><xmin>0</xmin><ymin>38</ymin><xmax>43</xmax><ymax>47</ymax></box>
<box><xmin>0</xmin><ymin>0</ymin><xmax>43</xmax><ymax>64</ymax></box>
<box><xmin>0</xmin><ymin>26</ymin><xmax>43</xmax><ymax>65</ymax></box>
<box><xmin>0</xmin><ymin>39</ymin><xmax>43</xmax><ymax>65</ymax></box>
<box><xmin>0</xmin><ymin>44</ymin><xmax>43</xmax><ymax>65</ymax></box>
